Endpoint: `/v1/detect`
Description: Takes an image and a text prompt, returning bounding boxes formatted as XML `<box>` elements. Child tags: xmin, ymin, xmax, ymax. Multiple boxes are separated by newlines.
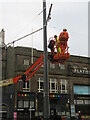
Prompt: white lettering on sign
<box><xmin>84</xmin><ymin>100</ymin><xmax>90</xmax><ymax>104</ymax></box>
<box><xmin>77</xmin><ymin>100</ymin><xmax>84</xmax><ymax>104</ymax></box>
<box><xmin>73</xmin><ymin>68</ymin><xmax>90</xmax><ymax>75</ymax></box>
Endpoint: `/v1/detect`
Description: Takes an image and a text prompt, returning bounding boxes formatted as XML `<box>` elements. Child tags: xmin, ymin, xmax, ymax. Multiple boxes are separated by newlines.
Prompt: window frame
<box><xmin>59</xmin><ymin>63</ymin><xmax>65</xmax><ymax>70</ymax></box>
<box><xmin>23</xmin><ymin>100</ymin><xmax>29</xmax><ymax>108</ymax></box>
<box><xmin>49</xmin><ymin>78</ymin><xmax>58</xmax><ymax>93</ymax></box>
<box><xmin>23</xmin><ymin>79</ymin><xmax>30</xmax><ymax>91</ymax></box>
<box><xmin>59</xmin><ymin>79</ymin><xmax>68</xmax><ymax>94</ymax></box>
<box><xmin>18</xmin><ymin>100</ymin><xmax>23</xmax><ymax>108</ymax></box>
<box><xmin>24</xmin><ymin>59</ymin><xmax>29</xmax><ymax>66</ymax></box>
<box><xmin>38</xmin><ymin>77</ymin><xmax>44</xmax><ymax>92</ymax></box>
<box><xmin>50</xmin><ymin>63</ymin><xmax>55</xmax><ymax>69</ymax></box>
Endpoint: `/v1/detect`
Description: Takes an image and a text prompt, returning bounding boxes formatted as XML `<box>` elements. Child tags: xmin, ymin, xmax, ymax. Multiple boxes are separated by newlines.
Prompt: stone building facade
<box><xmin>1</xmin><ymin>46</ymin><xmax>90</xmax><ymax>119</ymax></box>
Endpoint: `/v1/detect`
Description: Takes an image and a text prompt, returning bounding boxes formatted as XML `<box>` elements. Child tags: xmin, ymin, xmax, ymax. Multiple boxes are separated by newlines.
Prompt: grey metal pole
<box><xmin>31</xmin><ymin>28</ymin><xmax>33</xmax><ymax>64</ymax></box>
<box><xmin>43</xmin><ymin>0</ymin><xmax>49</xmax><ymax>119</ymax></box>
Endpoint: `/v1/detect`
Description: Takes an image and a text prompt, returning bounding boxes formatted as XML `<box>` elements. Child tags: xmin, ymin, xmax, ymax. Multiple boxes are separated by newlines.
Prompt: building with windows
<box><xmin>1</xmin><ymin>46</ymin><xmax>90</xmax><ymax>119</ymax></box>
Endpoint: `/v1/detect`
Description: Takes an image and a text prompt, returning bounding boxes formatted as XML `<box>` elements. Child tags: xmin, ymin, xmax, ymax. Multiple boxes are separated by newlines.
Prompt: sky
<box><xmin>0</xmin><ymin>0</ymin><xmax>89</xmax><ymax>57</ymax></box>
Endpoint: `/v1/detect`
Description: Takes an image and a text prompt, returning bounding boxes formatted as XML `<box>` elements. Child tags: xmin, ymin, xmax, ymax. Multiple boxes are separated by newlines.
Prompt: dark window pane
<box><xmin>62</xmin><ymin>84</ymin><xmax>65</xmax><ymax>90</ymax></box>
<box><xmin>27</xmin><ymin>81</ymin><xmax>29</xmax><ymax>88</ymax></box>
<box><xmin>38</xmin><ymin>82</ymin><xmax>39</xmax><ymax>89</ymax></box>
<box><xmin>40</xmin><ymin>82</ymin><xmax>43</xmax><ymax>89</ymax></box>
<box><xmin>52</xmin><ymin>83</ymin><xmax>55</xmax><ymax>89</ymax></box>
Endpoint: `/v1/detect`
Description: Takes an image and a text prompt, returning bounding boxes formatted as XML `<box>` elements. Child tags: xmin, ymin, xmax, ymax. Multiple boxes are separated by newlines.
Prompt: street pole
<box><xmin>43</xmin><ymin>0</ymin><xmax>49</xmax><ymax>119</ymax></box>
<box><xmin>31</xmin><ymin>28</ymin><xmax>33</xmax><ymax>64</ymax></box>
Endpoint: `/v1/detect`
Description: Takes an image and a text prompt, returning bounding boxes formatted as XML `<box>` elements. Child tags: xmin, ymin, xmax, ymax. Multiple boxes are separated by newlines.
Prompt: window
<box><xmin>49</xmin><ymin>78</ymin><xmax>58</xmax><ymax>93</ymax></box>
<box><xmin>23</xmin><ymin>80</ymin><xmax>30</xmax><ymax>91</ymax></box>
<box><xmin>38</xmin><ymin>77</ymin><xmax>44</xmax><ymax>92</ymax></box>
<box><xmin>24</xmin><ymin>101</ymin><xmax>29</xmax><ymax>108</ymax></box>
<box><xmin>60</xmin><ymin>79</ymin><xmax>68</xmax><ymax>93</ymax></box>
<box><xmin>62</xmin><ymin>80</ymin><xmax>66</xmax><ymax>91</ymax></box>
<box><xmin>30</xmin><ymin>101</ymin><xmax>34</xmax><ymax>108</ymax></box>
<box><xmin>18</xmin><ymin>100</ymin><xmax>23</xmax><ymax>108</ymax></box>
<box><xmin>24</xmin><ymin>59</ymin><xmax>29</xmax><ymax>65</ymax></box>
<box><xmin>40</xmin><ymin>82</ymin><xmax>43</xmax><ymax>89</ymax></box>
<box><xmin>50</xmin><ymin>63</ymin><xmax>55</xmax><ymax>69</ymax></box>
<box><xmin>59</xmin><ymin>63</ymin><xmax>65</xmax><ymax>70</ymax></box>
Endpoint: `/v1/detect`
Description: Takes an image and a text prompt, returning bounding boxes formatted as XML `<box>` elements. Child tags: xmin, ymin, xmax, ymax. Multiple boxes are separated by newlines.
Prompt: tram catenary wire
<box><xmin>6</xmin><ymin>27</ymin><xmax>43</xmax><ymax>46</ymax></box>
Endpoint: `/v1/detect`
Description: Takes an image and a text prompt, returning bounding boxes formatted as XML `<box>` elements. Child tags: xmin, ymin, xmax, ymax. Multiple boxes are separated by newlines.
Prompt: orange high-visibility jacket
<box><xmin>59</xmin><ymin>32</ymin><xmax>69</xmax><ymax>41</ymax></box>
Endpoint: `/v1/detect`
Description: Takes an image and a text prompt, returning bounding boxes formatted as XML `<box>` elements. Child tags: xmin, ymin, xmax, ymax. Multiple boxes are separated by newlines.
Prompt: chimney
<box><xmin>0</xmin><ymin>29</ymin><xmax>5</xmax><ymax>46</ymax></box>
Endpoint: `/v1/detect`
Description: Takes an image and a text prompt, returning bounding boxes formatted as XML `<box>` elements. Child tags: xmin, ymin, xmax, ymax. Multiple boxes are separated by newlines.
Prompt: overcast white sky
<box><xmin>0</xmin><ymin>0</ymin><xmax>89</xmax><ymax>57</ymax></box>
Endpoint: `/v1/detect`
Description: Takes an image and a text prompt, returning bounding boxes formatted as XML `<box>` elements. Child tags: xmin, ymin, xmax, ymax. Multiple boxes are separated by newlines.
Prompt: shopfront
<box><xmin>37</xmin><ymin>93</ymin><xmax>70</xmax><ymax>119</ymax></box>
<box><xmin>73</xmin><ymin>85</ymin><xmax>90</xmax><ymax>118</ymax></box>
<box><xmin>49</xmin><ymin>93</ymin><xmax>70</xmax><ymax>120</ymax></box>
<box><xmin>17</xmin><ymin>92</ymin><xmax>35</xmax><ymax>120</ymax></box>
<box><xmin>0</xmin><ymin>104</ymin><xmax>8</xmax><ymax>119</ymax></box>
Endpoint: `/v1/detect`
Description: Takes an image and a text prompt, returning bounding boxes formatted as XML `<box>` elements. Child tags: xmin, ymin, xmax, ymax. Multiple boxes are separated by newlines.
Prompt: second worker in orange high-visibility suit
<box><xmin>59</xmin><ymin>29</ymin><xmax>69</xmax><ymax>53</ymax></box>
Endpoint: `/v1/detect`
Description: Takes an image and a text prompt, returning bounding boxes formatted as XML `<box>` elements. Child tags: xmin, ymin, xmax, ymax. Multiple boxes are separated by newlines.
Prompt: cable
<box><xmin>48</xmin><ymin>25</ymin><xmax>58</xmax><ymax>29</ymax></box>
<box><xmin>5</xmin><ymin>3</ymin><xmax>53</xmax><ymax>47</ymax></box>
<box><xmin>10</xmin><ymin>8</ymin><xmax>44</xmax><ymax>43</ymax></box>
<box><xmin>6</xmin><ymin>27</ymin><xmax>43</xmax><ymax>46</ymax></box>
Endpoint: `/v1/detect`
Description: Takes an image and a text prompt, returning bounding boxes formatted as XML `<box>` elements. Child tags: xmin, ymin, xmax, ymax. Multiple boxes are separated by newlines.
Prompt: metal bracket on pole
<box><xmin>46</xmin><ymin>4</ymin><xmax>53</xmax><ymax>23</ymax></box>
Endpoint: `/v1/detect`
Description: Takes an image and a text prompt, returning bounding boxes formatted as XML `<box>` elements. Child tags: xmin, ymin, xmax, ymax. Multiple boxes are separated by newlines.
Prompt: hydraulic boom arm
<box><xmin>0</xmin><ymin>54</ymin><xmax>44</xmax><ymax>87</ymax></box>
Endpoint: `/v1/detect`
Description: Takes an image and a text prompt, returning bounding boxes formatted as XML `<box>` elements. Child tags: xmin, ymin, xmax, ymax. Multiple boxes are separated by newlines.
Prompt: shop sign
<box><xmin>71</xmin><ymin>105</ymin><xmax>75</xmax><ymax>117</ymax></box>
<box><xmin>84</xmin><ymin>100</ymin><xmax>90</xmax><ymax>104</ymax></box>
<box><xmin>74</xmin><ymin>85</ymin><xmax>90</xmax><ymax>95</ymax></box>
<box><xmin>77</xmin><ymin>100</ymin><xmax>83</xmax><ymax>104</ymax></box>
<box><xmin>73</xmin><ymin>68</ymin><xmax>90</xmax><ymax>75</ymax></box>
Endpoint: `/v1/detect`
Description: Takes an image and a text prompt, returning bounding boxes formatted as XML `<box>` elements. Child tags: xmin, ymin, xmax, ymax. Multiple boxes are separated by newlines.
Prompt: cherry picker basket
<box><xmin>48</xmin><ymin>37</ymin><xmax>70</xmax><ymax>64</ymax></box>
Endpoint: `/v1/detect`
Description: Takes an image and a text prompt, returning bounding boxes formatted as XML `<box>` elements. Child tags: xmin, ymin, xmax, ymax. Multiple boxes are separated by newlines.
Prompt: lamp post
<box><xmin>43</xmin><ymin>1</ymin><xmax>53</xmax><ymax>119</ymax></box>
<box><xmin>43</xmin><ymin>0</ymin><xmax>49</xmax><ymax>119</ymax></box>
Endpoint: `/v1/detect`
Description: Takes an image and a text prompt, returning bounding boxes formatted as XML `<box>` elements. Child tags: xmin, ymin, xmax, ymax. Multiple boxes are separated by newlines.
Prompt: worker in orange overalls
<box><xmin>59</xmin><ymin>28</ymin><xmax>69</xmax><ymax>53</ymax></box>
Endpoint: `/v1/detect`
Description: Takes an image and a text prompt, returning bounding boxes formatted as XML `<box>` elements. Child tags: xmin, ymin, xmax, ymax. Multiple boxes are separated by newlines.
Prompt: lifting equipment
<box><xmin>48</xmin><ymin>37</ymin><xmax>70</xmax><ymax>64</ymax></box>
<box><xmin>0</xmin><ymin>54</ymin><xmax>44</xmax><ymax>87</ymax></box>
<box><xmin>0</xmin><ymin>37</ymin><xmax>70</xmax><ymax>87</ymax></box>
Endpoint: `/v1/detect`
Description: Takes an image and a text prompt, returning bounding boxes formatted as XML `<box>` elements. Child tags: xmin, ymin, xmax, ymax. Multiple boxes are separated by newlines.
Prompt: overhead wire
<box><xmin>5</xmin><ymin>3</ymin><xmax>53</xmax><ymax>47</ymax></box>
<box><xmin>6</xmin><ymin>27</ymin><xmax>43</xmax><ymax>46</ymax></box>
<box><xmin>6</xmin><ymin>8</ymin><xmax>44</xmax><ymax>46</ymax></box>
